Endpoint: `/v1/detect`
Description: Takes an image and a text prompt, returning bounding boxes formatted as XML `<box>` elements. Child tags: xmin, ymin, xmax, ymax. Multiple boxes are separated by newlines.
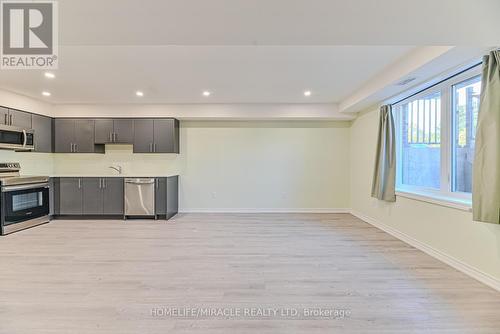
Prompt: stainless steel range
<box><xmin>0</xmin><ymin>163</ymin><xmax>50</xmax><ymax>235</ymax></box>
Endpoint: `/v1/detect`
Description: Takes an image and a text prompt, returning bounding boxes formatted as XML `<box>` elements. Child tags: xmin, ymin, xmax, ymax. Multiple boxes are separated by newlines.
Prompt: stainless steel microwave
<box><xmin>0</xmin><ymin>125</ymin><xmax>34</xmax><ymax>151</ymax></box>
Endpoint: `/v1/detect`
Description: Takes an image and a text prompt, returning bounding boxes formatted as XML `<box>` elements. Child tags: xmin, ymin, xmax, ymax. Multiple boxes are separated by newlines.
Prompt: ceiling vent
<box><xmin>396</xmin><ymin>77</ymin><xmax>417</xmax><ymax>86</ymax></box>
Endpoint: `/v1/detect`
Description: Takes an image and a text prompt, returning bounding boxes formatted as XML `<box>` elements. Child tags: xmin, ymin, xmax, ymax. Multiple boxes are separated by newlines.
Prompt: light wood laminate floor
<box><xmin>1</xmin><ymin>213</ymin><xmax>499</xmax><ymax>333</ymax></box>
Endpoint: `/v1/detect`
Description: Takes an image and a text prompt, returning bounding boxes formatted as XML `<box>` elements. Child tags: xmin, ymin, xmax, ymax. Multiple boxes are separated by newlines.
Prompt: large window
<box><xmin>394</xmin><ymin>66</ymin><xmax>481</xmax><ymax>203</ymax></box>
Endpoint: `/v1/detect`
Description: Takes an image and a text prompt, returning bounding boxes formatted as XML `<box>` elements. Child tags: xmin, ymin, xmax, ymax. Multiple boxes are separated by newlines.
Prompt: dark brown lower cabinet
<box><xmin>155</xmin><ymin>178</ymin><xmax>167</xmax><ymax>216</ymax></box>
<box><xmin>56</xmin><ymin>178</ymin><xmax>83</xmax><ymax>215</ymax></box>
<box><xmin>166</xmin><ymin>176</ymin><xmax>179</xmax><ymax>220</ymax></box>
<box><xmin>154</xmin><ymin>176</ymin><xmax>179</xmax><ymax>219</ymax></box>
<box><xmin>55</xmin><ymin>177</ymin><xmax>124</xmax><ymax>216</ymax></box>
<box><xmin>82</xmin><ymin>178</ymin><xmax>123</xmax><ymax>215</ymax></box>
<box><xmin>102</xmin><ymin>178</ymin><xmax>124</xmax><ymax>215</ymax></box>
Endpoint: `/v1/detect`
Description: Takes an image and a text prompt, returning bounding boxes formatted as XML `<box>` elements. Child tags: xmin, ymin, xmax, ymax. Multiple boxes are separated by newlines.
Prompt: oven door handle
<box><xmin>2</xmin><ymin>183</ymin><xmax>49</xmax><ymax>192</ymax></box>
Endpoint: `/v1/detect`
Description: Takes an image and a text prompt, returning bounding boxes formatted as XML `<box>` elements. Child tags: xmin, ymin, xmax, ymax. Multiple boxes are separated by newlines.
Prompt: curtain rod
<box><xmin>391</xmin><ymin>61</ymin><xmax>482</xmax><ymax>106</ymax></box>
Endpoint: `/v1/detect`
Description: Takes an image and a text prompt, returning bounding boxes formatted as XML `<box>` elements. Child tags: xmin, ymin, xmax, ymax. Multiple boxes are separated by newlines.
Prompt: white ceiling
<box><xmin>0</xmin><ymin>46</ymin><xmax>414</xmax><ymax>104</ymax></box>
<box><xmin>60</xmin><ymin>0</ymin><xmax>500</xmax><ymax>46</ymax></box>
<box><xmin>1</xmin><ymin>0</ymin><xmax>498</xmax><ymax>106</ymax></box>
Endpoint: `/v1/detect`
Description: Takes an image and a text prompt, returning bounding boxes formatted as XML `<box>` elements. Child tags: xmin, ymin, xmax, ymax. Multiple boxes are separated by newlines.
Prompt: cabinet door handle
<box><xmin>78</xmin><ymin>178</ymin><xmax>81</xmax><ymax>189</ymax></box>
<box><xmin>99</xmin><ymin>178</ymin><xmax>102</xmax><ymax>188</ymax></box>
<box><xmin>4</xmin><ymin>114</ymin><xmax>7</xmax><ymax>125</ymax></box>
<box><xmin>103</xmin><ymin>179</ymin><xmax>106</xmax><ymax>188</ymax></box>
<box><xmin>9</xmin><ymin>114</ymin><xmax>12</xmax><ymax>125</ymax></box>
<box><xmin>70</xmin><ymin>143</ymin><xmax>73</xmax><ymax>152</ymax></box>
<box><xmin>149</xmin><ymin>143</ymin><xmax>153</xmax><ymax>152</ymax></box>
<box><xmin>109</xmin><ymin>132</ymin><xmax>112</xmax><ymax>142</ymax></box>
<box><xmin>156</xmin><ymin>178</ymin><xmax>159</xmax><ymax>189</ymax></box>
<box><xmin>153</xmin><ymin>143</ymin><xmax>156</xmax><ymax>152</ymax></box>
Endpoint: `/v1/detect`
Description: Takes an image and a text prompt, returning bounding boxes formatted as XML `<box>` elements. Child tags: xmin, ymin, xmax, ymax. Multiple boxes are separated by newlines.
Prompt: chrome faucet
<box><xmin>109</xmin><ymin>165</ymin><xmax>122</xmax><ymax>174</ymax></box>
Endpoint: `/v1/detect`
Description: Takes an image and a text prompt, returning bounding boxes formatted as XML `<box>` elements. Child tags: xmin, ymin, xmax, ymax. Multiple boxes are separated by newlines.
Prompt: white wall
<box><xmin>179</xmin><ymin>121</ymin><xmax>350</xmax><ymax>212</ymax></box>
<box><xmin>350</xmin><ymin>108</ymin><xmax>500</xmax><ymax>283</ymax></box>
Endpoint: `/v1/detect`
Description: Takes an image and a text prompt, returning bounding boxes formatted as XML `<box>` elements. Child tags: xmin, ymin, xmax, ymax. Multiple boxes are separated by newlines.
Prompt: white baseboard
<box><xmin>179</xmin><ymin>208</ymin><xmax>351</xmax><ymax>214</ymax></box>
<box><xmin>350</xmin><ymin>210</ymin><xmax>500</xmax><ymax>293</ymax></box>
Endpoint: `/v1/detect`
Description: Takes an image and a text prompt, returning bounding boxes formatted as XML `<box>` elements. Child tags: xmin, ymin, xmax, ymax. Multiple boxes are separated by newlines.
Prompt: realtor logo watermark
<box><xmin>1</xmin><ymin>0</ymin><xmax>58</xmax><ymax>69</ymax></box>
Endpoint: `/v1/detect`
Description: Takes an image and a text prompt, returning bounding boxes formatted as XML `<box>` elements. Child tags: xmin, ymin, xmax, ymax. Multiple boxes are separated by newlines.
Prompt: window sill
<box><xmin>396</xmin><ymin>190</ymin><xmax>472</xmax><ymax>212</ymax></box>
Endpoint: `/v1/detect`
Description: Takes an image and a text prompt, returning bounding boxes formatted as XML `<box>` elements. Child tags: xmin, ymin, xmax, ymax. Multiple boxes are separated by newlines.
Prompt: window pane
<box><xmin>12</xmin><ymin>192</ymin><xmax>43</xmax><ymax>211</ymax></box>
<box><xmin>452</xmin><ymin>75</ymin><xmax>481</xmax><ymax>193</ymax></box>
<box><xmin>400</xmin><ymin>92</ymin><xmax>441</xmax><ymax>189</ymax></box>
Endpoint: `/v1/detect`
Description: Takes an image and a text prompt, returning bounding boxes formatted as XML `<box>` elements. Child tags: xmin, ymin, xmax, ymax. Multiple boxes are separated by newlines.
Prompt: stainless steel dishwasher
<box><xmin>124</xmin><ymin>178</ymin><xmax>155</xmax><ymax>217</ymax></box>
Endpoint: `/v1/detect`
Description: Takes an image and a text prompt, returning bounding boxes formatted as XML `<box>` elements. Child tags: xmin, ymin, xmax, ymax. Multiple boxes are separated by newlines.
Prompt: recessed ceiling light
<box><xmin>304</xmin><ymin>90</ymin><xmax>312</xmax><ymax>97</ymax></box>
<box><xmin>42</xmin><ymin>91</ymin><xmax>51</xmax><ymax>97</ymax></box>
<box><xmin>44</xmin><ymin>72</ymin><xmax>55</xmax><ymax>79</ymax></box>
<box><xmin>202</xmin><ymin>91</ymin><xmax>211</xmax><ymax>97</ymax></box>
<box><xmin>136</xmin><ymin>91</ymin><xmax>144</xmax><ymax>97</ymax></box>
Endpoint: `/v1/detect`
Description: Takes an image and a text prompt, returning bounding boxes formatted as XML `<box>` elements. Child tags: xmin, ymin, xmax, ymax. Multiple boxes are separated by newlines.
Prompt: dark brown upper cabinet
<box><xmin>133</xmin><ymin>118</ymin><xmax>179</xmax><ymax>153</ymax></box>
<box><xmin>54</xmin><ymin>119</ymin><xmax>103</xmax><ymax>153</ymax></box>
<box><xmin>0</xmin><ymin>107</ymin><xmax>32</xmax><ymax>129</ymax></box>
<box><xmin>94</xmin><ymin>119</ymin><xmax>134</xmax><ymax>144</ymax></box>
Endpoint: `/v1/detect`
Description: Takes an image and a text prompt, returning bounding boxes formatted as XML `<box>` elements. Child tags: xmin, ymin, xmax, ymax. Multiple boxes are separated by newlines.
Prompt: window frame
<box><xmin>450</xmin><ymin>73</ymin><xmax>482</xmax><ymax>195</ymax></box>
<box><xmin>393</xmin><ymin>66</ymin><xmax>481</xmax><ymax>208</ymax></box>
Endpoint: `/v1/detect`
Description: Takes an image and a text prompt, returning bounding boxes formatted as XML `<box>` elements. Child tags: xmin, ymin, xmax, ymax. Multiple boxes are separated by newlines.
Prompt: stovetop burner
<box><xmin>0</xmin><ymin>163</ymin><xmax>49</xmax><ymax>186</ymax></box>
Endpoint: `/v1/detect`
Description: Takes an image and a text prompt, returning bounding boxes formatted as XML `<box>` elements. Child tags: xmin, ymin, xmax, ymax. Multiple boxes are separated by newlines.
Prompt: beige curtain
<box><xmin>473</xmin><ymin>50</ymin><xmax>500</xmax><ymax>224</ymax></box>
<box><xmin>371</xmin><ymin>105</ymin><xmax>396</xmax><ymax>202</ymax></box>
